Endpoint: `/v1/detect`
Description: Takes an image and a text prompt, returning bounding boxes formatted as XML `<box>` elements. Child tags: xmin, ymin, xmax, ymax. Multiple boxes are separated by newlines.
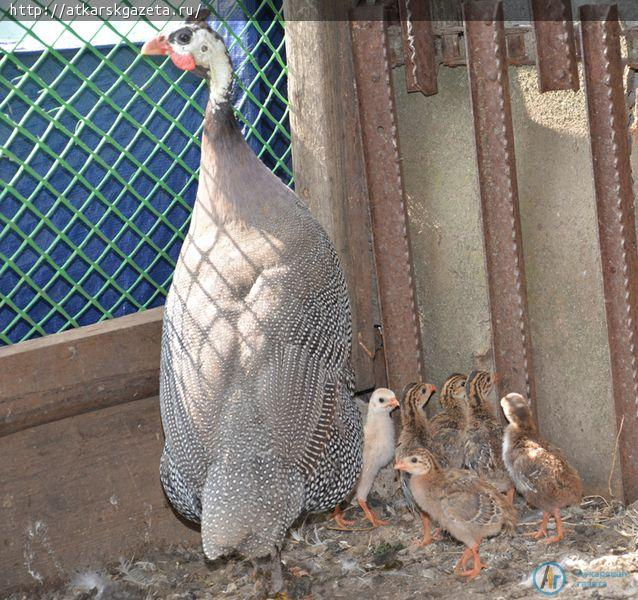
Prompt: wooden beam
<box><xmin>283</xmin><ymin>0</ymin><xmax>379</xmax><ymax>392</ymax></box>
<box><xmin>0</xmin><ymin>308</ymin><xmax>163</xmax><ymax>437</ymax></box>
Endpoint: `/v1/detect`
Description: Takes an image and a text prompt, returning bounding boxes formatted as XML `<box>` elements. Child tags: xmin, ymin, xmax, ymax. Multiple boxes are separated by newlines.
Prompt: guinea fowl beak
<box><xmin>141</xmin><ymin>36</ymin><xmax>172</xmax><ymax>56</ymax></box>
<box><xmin>394</xmin><ymin>461</ymin><xmax>407</xmax><ymax>471</ymax></box>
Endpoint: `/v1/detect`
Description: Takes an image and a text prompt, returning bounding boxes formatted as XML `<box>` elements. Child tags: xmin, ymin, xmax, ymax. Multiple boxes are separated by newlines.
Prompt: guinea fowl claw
<box><xmin>332</xmin><ymin>505</ymin><xmax>355</xmax><ymax>529</ymax></box>
<box><xmin>358</xmin><ymin>499</ymin><xmax>389</xmax><ymax>527</ymax></box>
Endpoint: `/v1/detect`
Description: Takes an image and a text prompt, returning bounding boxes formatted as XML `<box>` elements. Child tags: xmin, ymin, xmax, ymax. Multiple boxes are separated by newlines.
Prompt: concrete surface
<box><xmin>393</xmin><ymin>63</ymin><xmax>623</xmax><ymax>498</ymax></box>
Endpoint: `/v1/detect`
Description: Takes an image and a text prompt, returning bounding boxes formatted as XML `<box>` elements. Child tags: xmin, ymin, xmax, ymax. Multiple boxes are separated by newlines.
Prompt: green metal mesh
<box><xmin>0</xmin><ymin>1</ymin><xmax>291</xmax><ymax>345</ymax></box>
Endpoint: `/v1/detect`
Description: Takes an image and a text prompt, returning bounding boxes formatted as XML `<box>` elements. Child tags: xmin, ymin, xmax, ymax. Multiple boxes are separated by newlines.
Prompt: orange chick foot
<box><xmin>332</xmin><ymin>505</ymin><xmax>355</xmax><ymax>528</ymax></box>
<box><xmin>358</xmin><ymin>498</ymin><xmax>389</xmax><ymax>527</ymax></box>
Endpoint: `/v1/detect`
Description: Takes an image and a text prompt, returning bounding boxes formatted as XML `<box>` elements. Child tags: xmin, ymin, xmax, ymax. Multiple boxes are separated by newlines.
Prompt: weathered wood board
<box><xmin>0</xmin><ymin>396</ymin><xmax>199</xmax><ymax>594</ymax></box>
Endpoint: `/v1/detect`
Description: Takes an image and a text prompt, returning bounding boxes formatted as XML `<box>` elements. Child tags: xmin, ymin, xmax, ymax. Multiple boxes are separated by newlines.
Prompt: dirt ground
<box><xmin>8</xmin><ymin>489</ymin><xmax>638</xmax><ymax>600</ymax></box>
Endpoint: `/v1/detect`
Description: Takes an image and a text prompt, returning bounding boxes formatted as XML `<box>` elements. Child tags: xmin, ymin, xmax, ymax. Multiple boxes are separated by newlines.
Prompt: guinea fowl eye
<box><xmin>178</xmin><ymin>31</ymin><xmax>192</xmax><ymax>44</ymax></box>
<box><xmin>411</xmin><ymin>457</ymin><xmax>417</xmax><ymax>463</ymax></box>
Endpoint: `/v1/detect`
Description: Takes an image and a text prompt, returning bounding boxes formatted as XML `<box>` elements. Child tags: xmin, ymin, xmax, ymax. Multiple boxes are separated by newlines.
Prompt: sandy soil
<box><xmin>8</xmin><ymin>491</ymin><xmax>638</xmax><ymax>600</ymax></box>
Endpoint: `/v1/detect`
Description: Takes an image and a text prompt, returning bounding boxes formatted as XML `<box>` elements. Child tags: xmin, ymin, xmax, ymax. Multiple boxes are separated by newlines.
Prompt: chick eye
<box><xmin>411</xmin><ymin>457</ymin><xmax>417</xmax><ymax>463</ymax></box>
<box><xmin>201</xmin><ymin>45</ymin><xmax>208</xmax><ymax>52</ymax></box>
<box><xmin>178</xmin><ymin>30</ymin><xmax>192</xmax><ymax>44</ymax></box>
<box><xmin>379</xmin><ymin>398</ymin><xmax>385</xmax><ymax>403</ymax></box>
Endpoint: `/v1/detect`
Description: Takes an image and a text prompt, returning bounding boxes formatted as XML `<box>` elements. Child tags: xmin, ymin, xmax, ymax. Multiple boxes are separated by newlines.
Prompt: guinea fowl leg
<box><xmin>526</xmin><ymin>511</ymin><xmax>550</xmax><ymax>540</ymax></box>
<box><xmin>270</xmin><ymin>548</ymin><xmax>284</xmax><ymax>594</ymax></box>
<box><xmin>541</xmin><ymin>509</ymin><xmax>566</xmax><ymax>544</ymax></box>
<box><xmin>458</xmin><ymin>543</ymin><xmax>486</xmax><ymax>580</ymax></box>
<box><xmin>506</xmin><ymin>487</ymin><xmax>515</xmax><ymax>504</ymax></box>
<box><xmin>454</xmin><ymin>547</ymin><xmax>473</xmax><ymax>575</ymax></box>
<box><xmin>332</xmin><ymin>505</ymin><xmax>355</xmax><ymax>528</ymax></box>
<box><xmin>358</xmin><ymin>498</ymin><xmax>389</xmax><ymax>527</ymax></box>
<box><xmin>416</xmin><ymin>513</ymin><xmax>441</xmax><ymax>546</ymax></box>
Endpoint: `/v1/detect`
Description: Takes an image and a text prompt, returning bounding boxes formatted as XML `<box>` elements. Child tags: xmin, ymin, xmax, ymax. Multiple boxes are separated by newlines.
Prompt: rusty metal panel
<box><xmin>462</xmin><ymin>1</ymin><xmax>536</xmax><ymax>411</ymax></box>
<box><xmin>397</xmin><ymin>0</ymin><xmax>438</xmax><ymax>95</ymax></box>
<box><xmin>350</xmin><ymin>5</ymin><xmax>424</xmax><ymax>392</ymax></box>
<box><xmin>530</xmin><ymin>0</ymin><xmax>579</xmax><ymax>92</ymax></box>
<box><xmin>580</xmin><ymin>4</ymin><xmax>638</xmax><ymax>502</ymax></box>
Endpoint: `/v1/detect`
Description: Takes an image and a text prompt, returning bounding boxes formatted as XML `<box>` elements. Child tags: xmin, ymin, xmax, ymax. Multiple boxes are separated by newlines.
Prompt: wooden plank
<box><xmin>0</xmin><ymin>308</ymin><xmax>163</xmax><ymax>437</ymax></box>
<box><xmin>283</xmin><ymin>0</ymin><xmax>378</xmax><ymax>392</ymax></box>
<box><xmin>0</xmin><ymin>395</ymin><xmax>199</xmax><ymax>593</ymax></box>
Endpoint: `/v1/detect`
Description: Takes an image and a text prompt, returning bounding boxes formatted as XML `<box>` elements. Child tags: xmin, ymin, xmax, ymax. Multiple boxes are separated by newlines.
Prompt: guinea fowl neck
<box><xmin>191</xmin><ymin>99</ymin><xmax>267</xmax><ymax>229</ymax></box>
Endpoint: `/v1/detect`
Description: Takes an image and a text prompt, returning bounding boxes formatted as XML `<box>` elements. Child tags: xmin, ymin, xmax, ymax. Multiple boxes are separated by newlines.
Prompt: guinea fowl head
<box><xmin>367</xmin><ymin>388</ymin><xmax>399</xmax><ymax>415</ymax></box>
<box><xmin>141</xmin><ymin>10</ymin><xmax>233</xmax><ymax>107</ymax></box>
<box><xmin>439</xmin><ymin>373</ymin><xmax>466</xmax><ymax>408</ymax></box>
<box><xmin>394</xmin><ymin>448</ymin><xmax>440</xmax><ymax>476</ymax></box>
<box><xmin>410</xmin><ymin>382</ymin><xmax>437</xmax><ymax>412</ymax></box>
<box><xmin>465</xmin><ymin>370</ymin><xmax>496</xmax><ymax>409</ymax></box>
<box><xmin>500</xmin><ymin>393</ymin><xmax>533</xmax><ymax>429</ymax></box>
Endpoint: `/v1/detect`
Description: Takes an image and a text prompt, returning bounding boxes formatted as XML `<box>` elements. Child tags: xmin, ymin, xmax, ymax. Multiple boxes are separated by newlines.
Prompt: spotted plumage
<box><xmin>144</xmin><ymin>14</ymin><xmax>362</xmax><ymax>592</ymax></box>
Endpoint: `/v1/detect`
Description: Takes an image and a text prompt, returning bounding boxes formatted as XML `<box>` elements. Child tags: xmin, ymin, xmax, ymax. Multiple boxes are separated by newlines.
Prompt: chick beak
<box><xmin>141</xmin><ymin>36</ymin><xmax>172</xmax><ymax>56</ymax></box>
<box><xmin>388</xmin><ymin>397</ymin><xmax>400</xmax><ymax>409</ymax></box>
<box><xmin>394</xmin><ymin>461</ymin><xmax>407</xmax><ymax>471</ymax></box>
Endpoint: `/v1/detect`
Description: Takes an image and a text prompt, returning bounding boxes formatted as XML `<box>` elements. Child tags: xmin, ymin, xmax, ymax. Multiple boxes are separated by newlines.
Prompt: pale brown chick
<box><xmin>395</xmin><ymin>448</ymin><xmax>517</xmax><ymax>580</ymax></box>
<box><xmin>430</xmin><ymin>373</ymin><xmax>468</xmax><ymax>468</ymax></box>
<box><xmin>501</xmin><ymin>393</ymin><xmax>582</xmax><ymax>544</ymax></box>
<box><xmin>396</xmin><ymin>382</ymin><xmax>440</xmax><ymax>545</ymax></box>
<box><xmin>461</xmin><ymin>370</ymin><xmax>514</xmax><ymax>501</ymax></box>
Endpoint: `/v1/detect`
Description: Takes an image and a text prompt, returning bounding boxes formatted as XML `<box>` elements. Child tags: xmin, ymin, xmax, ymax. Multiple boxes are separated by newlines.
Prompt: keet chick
<box><xmin>396</xmin><ymin>382</ymin><xmax>440</xmax><ymax>545</ymax></box>
<box><xmin>430</xmin><ymin>373</ymin><xmax>467</xmax><ymax>468</ymax></box>
<box><xmin>395</xmin><ymin>448</ymin><xmax>517</xmax><ymax>580</ymax></box>
<box><xmin>354</xmin><ymin>388</ymin><xmax>400</xmax><ymax>527</ymax></box>
<box><xmin>461</xmin><ymin>370</ymin><xmax>514</xmax><ymax>501</ymax></box>
<box><xmin>501</xmin><ymin>393</ymin><xmax>582</xmax><ymax>544</ymax></box>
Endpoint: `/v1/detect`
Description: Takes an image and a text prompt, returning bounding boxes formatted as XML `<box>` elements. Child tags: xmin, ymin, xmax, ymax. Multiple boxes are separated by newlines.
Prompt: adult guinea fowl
<box><xmin>141</xmin><ymin>14</ymin><xmax>362</xmax><ymax>592</ymax></box>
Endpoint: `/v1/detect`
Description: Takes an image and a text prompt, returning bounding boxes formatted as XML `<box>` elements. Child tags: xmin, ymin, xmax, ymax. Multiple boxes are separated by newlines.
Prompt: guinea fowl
<box><xmin>142</xmin><ymin>14</ymin><xmax>362</xmax><ymax>592</ymax></box>
<box><xmin>501</xmin><ymin>393</ymin><xmax>582</xmax><ymax>544</ymax></box>
<box><xmin>396</xmin><ymin>382</ymin><xmax>440</xmax><ymax>545</ymax></box>
<box><xmin>430</xmin><ymin>373</ymin><xmax>467</xmax><ymax>468</ymax></box>
<box><xmin>461</xmin><ymin>370</ymin><xmax>514</xmax><ymax>502</ymax></box>
<box><xmin>353</xmin><ymin>387</ymin><xmax>399</xmax><ymax>527</ymax></box>
<box><xmin>395</xmin><ymin>448</ymin><xmax>517</xmax><ymax>580</ymax></box>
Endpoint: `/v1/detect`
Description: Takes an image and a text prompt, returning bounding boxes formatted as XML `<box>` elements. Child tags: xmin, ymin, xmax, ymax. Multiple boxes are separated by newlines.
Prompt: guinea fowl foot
<box><xmin>525</xmin><ymin>511</ymin><xmax>550</xmax><ymax>540</ymax></box>
<box><xmin>358</xmin><ymin>498</ymin><xmax>389</xmax><ymax>527</ymax></box>
<box><xmin>332</xmin><ymin>505</ymin><xmax>355</xmax><ymax>529</ymax></box>
<box><xmin>456</xmin><ymin>544</ymin><xmax>485</xmax><ymax>580</ymax></box>
<box><xmin>540</xmin><ymin>509</ymin><xmax>566</xmax><ymax>544</ymax></box>
<box><xmin>414</xmin><ymin>513</ymin><xmax>441</xmax><ymax>546</ymax></box>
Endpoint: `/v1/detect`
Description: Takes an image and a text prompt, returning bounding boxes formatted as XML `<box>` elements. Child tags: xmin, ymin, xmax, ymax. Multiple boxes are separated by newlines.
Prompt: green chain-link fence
<box><xmin>0</xmin><ymin>1</ymin><xmax>291</xmax><ymax>345</ymax></box>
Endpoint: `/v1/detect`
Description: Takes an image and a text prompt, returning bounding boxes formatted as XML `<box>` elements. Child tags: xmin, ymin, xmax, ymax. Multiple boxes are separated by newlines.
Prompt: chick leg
<box><xmin>358</xmin><ymin>498</ymin><xmax>389</xmax><ymax>527</ymax></box>
<box><xmin>458</xmin><ymin>543</ymin><xmax>486</xmax><ymax>580</ymax></box>
<box><xmin>541</xmin><ymin>509</ymin><xmax>566</xmax><ymax>544</ymax></box>
<box><xmin>332</xmin><ymin>504</ymin><xmax>355</xmax><ymax>528</ymax></box>
<box><xmin>416</xmin><ymin>513</ymin><xmax>441</xmax><ymax>546</ymax></box>
<box><xmin>454</xmin><ymin>547</ymin><xmax>473</xmax><ymax>574</ymax></box>
<box><xmin>526</xmin><ymin>511</ymin><xmax>550</xmax><ymax>540</ymax></box>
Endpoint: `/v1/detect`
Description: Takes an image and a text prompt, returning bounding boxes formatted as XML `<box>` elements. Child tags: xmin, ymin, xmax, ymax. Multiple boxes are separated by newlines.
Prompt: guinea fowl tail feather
<box><xmin>200</xmin><ymin>450</ymin><xmax>305</xmax><ymax>560</ymax></box>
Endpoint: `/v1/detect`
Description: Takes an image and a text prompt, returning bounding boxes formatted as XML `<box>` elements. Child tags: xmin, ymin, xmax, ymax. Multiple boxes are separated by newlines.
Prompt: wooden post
<box><xmin>283</xmin><ymin>0</ymin><xmax>379</xmax><ymax>391</ymax></box>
